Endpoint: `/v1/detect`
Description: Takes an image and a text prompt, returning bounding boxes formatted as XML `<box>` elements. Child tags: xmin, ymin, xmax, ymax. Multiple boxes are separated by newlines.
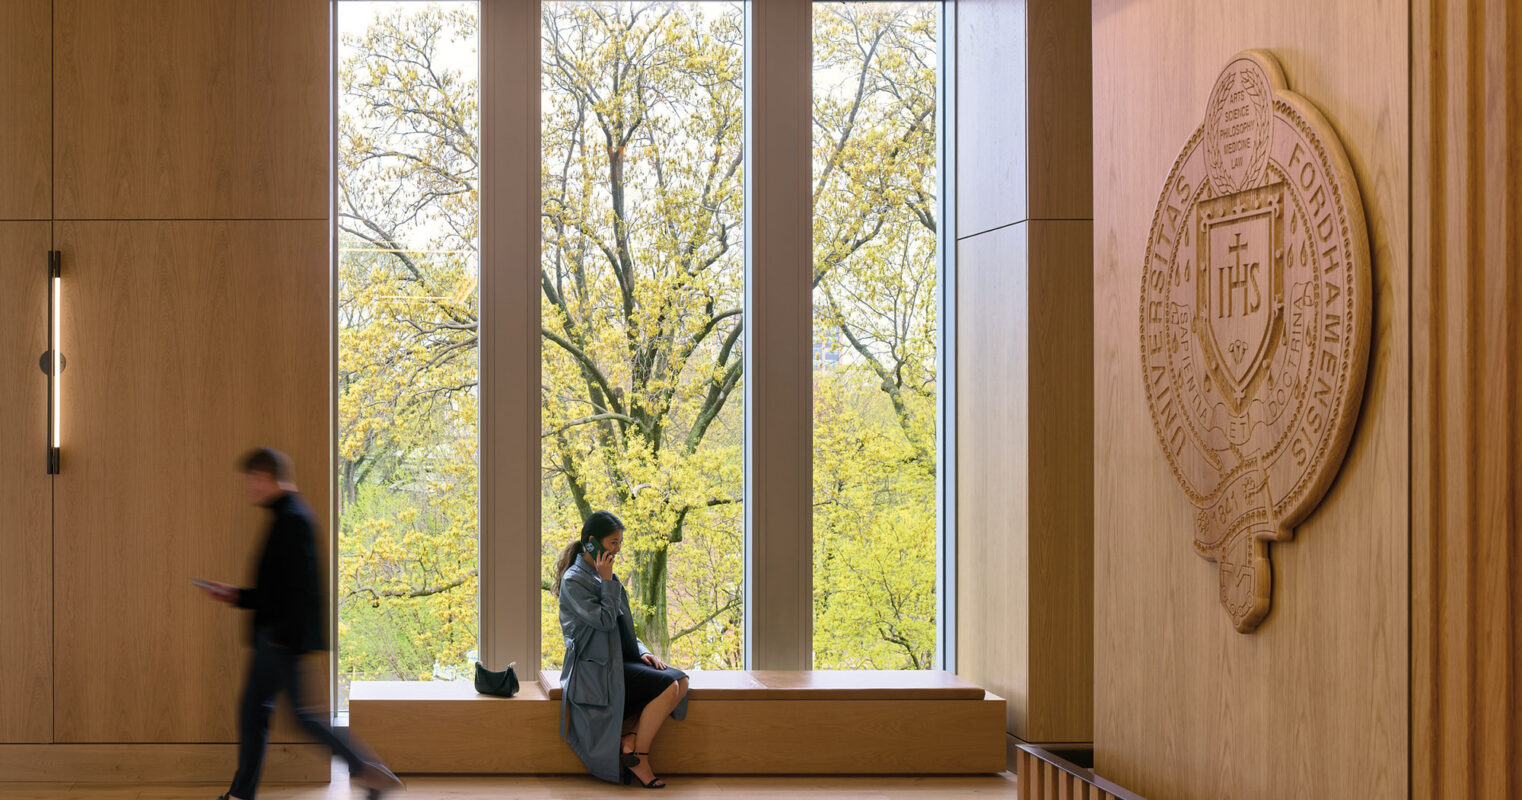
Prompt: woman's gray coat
<box><xmin>558</xmin><ymin>556</ymin><xmax>689</xmax><ymax>783</ymax></box>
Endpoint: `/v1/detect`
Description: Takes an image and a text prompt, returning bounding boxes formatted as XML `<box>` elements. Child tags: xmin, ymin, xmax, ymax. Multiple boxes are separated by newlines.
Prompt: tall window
<box><xmin>811</xmin><ymin>1</ymin><xmax>940</xmax><ymax>669</ymax></box>
<box><xmin>336</xmin><ymin>2</ymin><xmax>481</xmax><ymax>709</ymax></box>
<box><xmin>540</xmin><ymin>2</ymin><xmax>747</xmax><ymax>670</ymax></box>
<box><xmin>332</xmin><ymin>2</ymin><xmax>948</xmax><ymax>684</ymax></box>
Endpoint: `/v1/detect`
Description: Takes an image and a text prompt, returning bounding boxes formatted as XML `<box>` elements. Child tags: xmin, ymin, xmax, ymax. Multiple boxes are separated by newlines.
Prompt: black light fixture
<box><xmin>43</xmin><ymin>250</ymin><xmax>61</xmax><ymax>474</ymax></box>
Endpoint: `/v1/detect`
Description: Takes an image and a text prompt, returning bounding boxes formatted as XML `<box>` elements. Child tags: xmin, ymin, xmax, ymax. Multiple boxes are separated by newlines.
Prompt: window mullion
<box><xmin>479</xmin><ymin>0</ymin><xmax>543</xmax><ymax>675</ymax></box>
<box><xmin>744</xmin><ymin>0</ymin><xmax>815</xmax><ymax>671</ymax></box>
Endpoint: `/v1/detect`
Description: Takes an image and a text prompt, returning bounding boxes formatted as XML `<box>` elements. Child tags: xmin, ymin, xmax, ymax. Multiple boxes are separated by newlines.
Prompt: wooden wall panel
<box><xmin>0</xmin><ymin>0</ymin><xmax>50</xmax><ymax>219</ymax></box>
<box><xmin>52</xmin><ymin>221</ymin><xmax>328</xmax><ymax>742</ymax></box>
<box><xmin>957</xmin><ymin>223</ymin><xmax>1031</xmax><ymax>735</ymax></box>
<box><xmin>352</xmin><ymin>682</ymin><xmax>1007</xmax><ymax>775</ymax></box>
<box><xmin>0</xmin><ymin>222</ymin><xmax>53</xmax><ymax>742</ymax></box>
<box><xmin>1026</xmin><ymin>1</ymin><xmax>1091</xmax><ymax>220</ymax></box>
<box><xmin>1026</xmin><ymin>220</ymin><xmax>1093</xmax><ymax>742</ymax></box>
<box><xmin>1411</xmin><ymin>0</ymin><xmax>1522</xmax><ymax>797</ymax></box>
<box><xmin>53</xmin><ymin>0</ymin><xmax>326</xmax><ymax>220</ymax></box>
<box><xmin>956</xmin><ymin>0</ymin><xmax>1091</xmax><ymax>230</ymax></box>
<box><xmin>0</xmin><ymin>743</ymin><xmax>328</xmax><ymax>782</ymax></box>
<box><xmin>955</xmin><ymin>0</ymin><xmax>1027</xmax><ymax>236</ymax></box>
<box><xmin>1092</xmin><ymin>1</ymin><xmax>1408</xmax><ymax>798</ymax></box>
<box><xmin>957</xmin><ymin>222</ymin><xmax>1094</xmax><ymax>744</ymax></box>
<box><xmin>956</xmin><ymin>0</ymin><xmax>1093</xmax><ymax>745</ymax></box>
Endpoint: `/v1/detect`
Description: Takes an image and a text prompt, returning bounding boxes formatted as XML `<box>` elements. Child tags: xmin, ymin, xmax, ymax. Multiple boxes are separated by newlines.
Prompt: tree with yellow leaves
<box><xmin>337</xmin><ymin>2</ymin><xmax>939</xmax><ymax>699</ymax></box>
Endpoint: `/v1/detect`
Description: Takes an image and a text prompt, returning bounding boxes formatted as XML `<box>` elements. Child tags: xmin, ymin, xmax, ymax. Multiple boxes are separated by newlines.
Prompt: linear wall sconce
<box><xmin>41</xmin><ymin>250</ymin><xmax>62</xmax><ymax>474</ymax></box>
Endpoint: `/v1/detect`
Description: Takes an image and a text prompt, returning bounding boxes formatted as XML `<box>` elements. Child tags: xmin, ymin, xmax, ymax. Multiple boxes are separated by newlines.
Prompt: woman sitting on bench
<box><xmin>554</xmin><ymin>510</ymin><xmax>691</xmax><ymax>789</ymax></box>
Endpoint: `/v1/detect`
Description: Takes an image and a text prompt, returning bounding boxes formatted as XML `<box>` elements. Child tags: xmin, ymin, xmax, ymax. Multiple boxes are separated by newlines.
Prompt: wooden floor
<box><xmin>0</xmin><ymin>763</ymin><xmax>1022</xmax><ymax>799</ymax></box>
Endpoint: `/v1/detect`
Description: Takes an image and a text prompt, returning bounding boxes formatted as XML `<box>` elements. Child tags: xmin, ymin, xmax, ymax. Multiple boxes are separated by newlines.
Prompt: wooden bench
<box><xmin>348</xmin><ymin>670</ymin><xmax>1006</xmax><ymax>775</ymax></box>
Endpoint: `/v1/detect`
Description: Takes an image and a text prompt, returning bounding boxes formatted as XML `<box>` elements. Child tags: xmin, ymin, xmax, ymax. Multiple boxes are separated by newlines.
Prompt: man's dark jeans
<box><xmin>229</xmin><ymin>628</ymin><xmax>365</xmax><ymax>799</ymax></box>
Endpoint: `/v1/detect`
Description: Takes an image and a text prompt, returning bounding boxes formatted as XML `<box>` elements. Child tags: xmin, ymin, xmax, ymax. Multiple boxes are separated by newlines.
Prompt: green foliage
<box><xmin>337</xmin><ymin>1</ymin><xmax>940</xmax><ymax>699</ymax></box>
<box><xmin>337</xmin><ymin>3</ymin><xmax>482</xmax><ymax>708</ymax></box>
<box><xmin>810</xmin><ymin>2</ymin><xmax>939</xmax><ymax>669</ymax></box>
<box><xmin>539</xmin><ymin>1</ymin><xmax>748</xmax><ymax>668</ymax></box>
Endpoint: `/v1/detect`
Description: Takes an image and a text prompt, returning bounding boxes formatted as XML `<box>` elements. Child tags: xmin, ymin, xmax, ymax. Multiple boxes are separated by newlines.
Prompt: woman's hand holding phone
<box><xmin>594</xmin><ymin>549</ymin><xmax>615</xmax><ymax>581</ymax></box>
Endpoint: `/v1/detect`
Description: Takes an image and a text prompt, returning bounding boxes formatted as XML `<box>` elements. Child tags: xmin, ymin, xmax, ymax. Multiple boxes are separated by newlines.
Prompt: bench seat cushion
<box><xmin>538</xmin><ymin>668</ymin><xmax>989</xmax><ymax>700</ymax></box>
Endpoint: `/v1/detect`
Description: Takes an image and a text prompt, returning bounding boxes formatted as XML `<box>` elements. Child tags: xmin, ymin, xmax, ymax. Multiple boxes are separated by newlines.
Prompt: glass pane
<box><xmin>337</xmin><ymin>1</ymin><xmax>480</xmax><ymax>710</ymax></box>
<box><xmin>811</xmin><ymin>1</ymin><xmax>939</xmax><ymax>669</ymax></box>
<box><xmin>541</xmin><ymin>2</ymin><xmax>746</xmax><ymax>671</ymax></box>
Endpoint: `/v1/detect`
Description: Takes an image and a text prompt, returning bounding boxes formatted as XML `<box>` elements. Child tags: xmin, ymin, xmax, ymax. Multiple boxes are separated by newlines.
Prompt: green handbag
<box><xmin>474</xmin><ymin>661</ymin><xmax>520</xmax><ymax>697</ymax></box>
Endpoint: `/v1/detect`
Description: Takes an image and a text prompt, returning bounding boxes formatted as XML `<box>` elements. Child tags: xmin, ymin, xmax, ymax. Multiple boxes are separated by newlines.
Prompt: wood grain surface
<box><xmin>955</xmin><ymin>0</ymin><xmax>1093</xmax><ymax>746</ymax></box>
<box><xmin>350</xmin><ymin>681</ymin><xmax>1006</xmax><ymax>775</ymax></box>
<box><xmin>956</xmin><ymin>223</ymin><xmax>1031</xmax><ymax>735</ymax></box>
<box><xmin>0</xmin><ymin>768</ymin><xmax>1022</xmax><ymax>798</ymax></box>
<box><xmin>0</xmin><ymin>743</ymin><xmax>328</xmax><ymax>783</ymax></box>
<box><xmin>1092</xmin><ymin>1</ymin><xmax>1408</xmax><ymax>798</ymax></box>
<box><xmin>956</xmin><ymin>220</ymin><xmax>1094</xmax><ymax>743</ymax></box>
<box><xmin>1024</xmin><ymin>220</ymin><xmax>1093</xmax><ymax>742</ymax></box>
<box><xmin>955</xmin><ymin>0</ymin><xmax>1028</xmax><ymax>236</ymax></box>
<box><xmin>1411</xmin><ymin>0</ymin><xmax>1522</xmax><ymax>797</ymax></box>
<box><xmin>1025</xmin><ymin>1</ymin><xmax>1091</xmax><ymax>220</ymax></box>
<box><xmin>0</xmin><ymin>0</ymin><xmax>50</xmax><ymax>219</ymax></box>
<box><xmin>0</xmin><ymin>222</ymin><xmax>53</xmax><ymax>743</ymax></box>
<box><xmin>51</xmin><ymin>221</ymin><xmax>328</xmax><ymax>743</ymax></box>
<box><xmin>536</xmin><ymin>669</ymin><xmax>987</xmax><ymax>700</ymax></box>
<box><xmin>1016</xmin><ymin>746</ymin><xmax>1140</xmax><ymax>800</ymax></box>
<box><xmin>53</xmin><ymin>0</ymin><xmax>326</xmax><ymax>219</ymax></box>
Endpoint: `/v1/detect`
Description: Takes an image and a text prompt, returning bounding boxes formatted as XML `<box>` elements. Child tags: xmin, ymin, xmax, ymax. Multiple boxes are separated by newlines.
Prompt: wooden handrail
<box><xmin>1015</xmin><ymin>743</ymin><xmax>1148</xmax><ymax>800</ymax></box>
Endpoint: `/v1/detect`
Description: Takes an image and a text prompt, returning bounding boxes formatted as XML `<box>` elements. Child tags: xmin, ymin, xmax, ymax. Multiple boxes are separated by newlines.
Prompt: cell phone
<box><xmin>583</xmin><ymin>539</ymin><xmax>603</xmax><ymax>558</ymax></box>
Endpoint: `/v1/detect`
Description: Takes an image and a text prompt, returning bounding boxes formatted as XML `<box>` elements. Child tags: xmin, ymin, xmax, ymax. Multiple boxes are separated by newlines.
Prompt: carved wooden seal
<box><xmin>1139</xmin><ymin>51</ymin><xmax>1371</xmax><ymax>632</ymax></box>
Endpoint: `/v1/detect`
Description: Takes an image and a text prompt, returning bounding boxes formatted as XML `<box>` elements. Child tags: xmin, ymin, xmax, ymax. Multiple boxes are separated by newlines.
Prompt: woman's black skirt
<box><xmin>622</xmin><ymin>661</ymin><xmax>686</xmax><ymax>719</ymax></box>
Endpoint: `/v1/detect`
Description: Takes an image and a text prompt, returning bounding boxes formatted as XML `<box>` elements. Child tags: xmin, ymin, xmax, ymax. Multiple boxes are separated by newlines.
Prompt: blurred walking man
<box><xmin>199</xmin><ymin>448</ymin><xmax>401</xmax><ymax>800</ymax></box>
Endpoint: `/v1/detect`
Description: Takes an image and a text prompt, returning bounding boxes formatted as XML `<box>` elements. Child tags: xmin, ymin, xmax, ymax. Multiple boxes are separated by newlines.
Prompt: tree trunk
<box><xmin>632</xmin><ymin>545</ymin><xmax>671</xmax><ymax>657</ymax></box>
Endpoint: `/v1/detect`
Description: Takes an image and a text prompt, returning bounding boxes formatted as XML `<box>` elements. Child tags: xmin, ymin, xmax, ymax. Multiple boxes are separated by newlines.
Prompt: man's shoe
<box><xmin>355</xmin><ymin>761</ymin><xmax>404</xmax><ymax>797</ymax></box>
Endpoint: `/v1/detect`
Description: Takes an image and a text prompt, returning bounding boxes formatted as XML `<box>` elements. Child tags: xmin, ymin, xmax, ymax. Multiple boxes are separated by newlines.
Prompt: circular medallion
<box><xmin>1139</xmin><ymin>50</ymin><xmax>1371</xmax><ymax>632</ymax></box>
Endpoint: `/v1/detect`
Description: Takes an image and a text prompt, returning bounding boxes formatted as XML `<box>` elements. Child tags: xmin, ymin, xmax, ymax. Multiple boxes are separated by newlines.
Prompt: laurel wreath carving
<box><xmin>1205</xmin><ymin>69</ymin><xmax>1272</xmax><ymax>194</ymax></box>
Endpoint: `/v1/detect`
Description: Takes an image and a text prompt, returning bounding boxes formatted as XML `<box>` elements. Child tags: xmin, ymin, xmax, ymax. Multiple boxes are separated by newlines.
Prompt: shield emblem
<box><xmin>1194</xmin><ymin>185</ymin><xmax>1284</xmax><ymax>413</ymax></box>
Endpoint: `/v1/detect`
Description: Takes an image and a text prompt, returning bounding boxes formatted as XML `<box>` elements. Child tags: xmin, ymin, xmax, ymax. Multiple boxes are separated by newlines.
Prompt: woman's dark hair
<box><xmin>552</xmin><ymin>510</ymin><xmax>625</xmax><ymax>596</ymax></box>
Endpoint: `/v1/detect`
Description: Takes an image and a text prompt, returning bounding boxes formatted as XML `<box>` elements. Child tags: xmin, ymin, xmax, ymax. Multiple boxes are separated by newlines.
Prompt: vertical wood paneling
<box><xmin>0</xmin><ymin>0</ymin><xmax>50</xmax><ymax>219</ymax></box>
<box><xmin>956</xmin><ymin>0</ymin><xmax>1093</xmax><ymax>746</ymax></box>
<box><xmin>53</xmin><ymin>0</ymin><xmax>326</xmax><ymax>219</ymax></box>
<box><xmin>1026</xmin><ymin>1</ymin><xmax>1091</xmax><ymax>220</ymax></box>
<box><xmin>0</xmin><ymin>743</ymin><xmax>328</xmax><ymax>782</ymax></box>
<box><xmin>14</xmin><ymin>0</ymin><xmax>331</xmax><ymax>772</ymax></box>
<box><xmin>52</xmin><ymin>222</ymin><xmax>328</xmax><ymax>742</ymax></box>
<box><xmin>1015</xmin><ymin>747</ymin><xmax>1134</xmax><ymax>800</ymax></box>
<box><xmin>0</xmin><ymin>223</ymin><xmax>53</xmax><ymax>742</ymax></box>
<box><xmin>1412</xmin><ymin>0</ymin><xmax>1522</xmax><ymax>796</ymax></box>
<box><xmin>1091</xmin><ymin>1</ymin><xmax>1408</xmax><ymax>798</ymax></box>
<box><xmin>1026</xmin><ymin>220</ymin><xmax>1093</xmax><ymax>742</ymax></box>
<box><xmin>958</xmin><ymin>223</ymin><xmax>1031</xmax><ymax>733</ymax></box>
<box><xmin>955</xmin><ymin>0</ymin><xmax>1026</xmax><ymax>237</ymax></box>
<box><xmin>957</xmin><ymin>222</ymin><xmax>1092</xmax><ymax>744</ymax></box>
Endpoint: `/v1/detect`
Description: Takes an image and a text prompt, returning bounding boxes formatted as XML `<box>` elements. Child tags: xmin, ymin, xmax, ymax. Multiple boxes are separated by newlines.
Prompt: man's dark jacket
<box><xmin>235</xmin><ymin>492</ymin><xmax>325</xmax><ymax>653</ymax></box>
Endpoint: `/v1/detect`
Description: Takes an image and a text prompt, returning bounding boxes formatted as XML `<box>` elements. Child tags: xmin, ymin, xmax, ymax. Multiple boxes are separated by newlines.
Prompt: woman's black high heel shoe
<box><xmin>620</xmin><ymin>731</ymin><xmax>640</xmax><ymax>772</ymax></box>
<box><xmin>622</xmin><ymin>752</ymin><xmax>666</xmax><ymax>789</ymax></box>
